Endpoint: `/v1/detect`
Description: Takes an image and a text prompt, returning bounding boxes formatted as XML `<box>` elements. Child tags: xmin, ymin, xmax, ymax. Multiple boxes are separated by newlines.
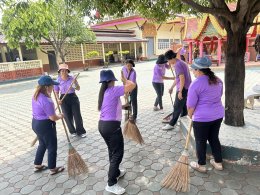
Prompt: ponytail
<box><xmin>200</xmin><ymin>68</ymin><xmax>218</xmax><ymax>85</ymax></box>
<box><xmin>98</xmin><ymin>82</ymin><xmax>109</xmax><ymax>111</ymax></box>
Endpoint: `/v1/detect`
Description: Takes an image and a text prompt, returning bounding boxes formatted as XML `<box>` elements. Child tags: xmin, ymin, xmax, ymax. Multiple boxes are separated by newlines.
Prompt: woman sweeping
<box><xmin>98</xmin><ymin>69</ymin><xmax>136</xmax><ymax>194</ymax></box>
<box><xmin>54</xmin><ymin>64</ymin><xmax>86</xmax><ymax>138</ymax></box>
<box><xmin>121</xmin><ymin>59</ymin><xmax>138</xmax><ymax>121</ymax></box>
<box><xmin>152</xmin><ymin>54</ymin><xmax>175</xmax><ymax>113</ymax></box>
<box><xmin>187</xmin><ymin>57</ymin><xmax>224</xmax><ymax>172</ymax></box>
<box><xmin>32</xmin><ymin>75</ymin><xmax>65</xmax><ymax>175</ymax></box>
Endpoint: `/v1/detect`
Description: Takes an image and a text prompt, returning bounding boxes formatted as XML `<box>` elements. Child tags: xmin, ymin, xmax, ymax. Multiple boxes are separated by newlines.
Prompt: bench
<box><xmin>244</xmin><ymin>84</ymin><xmax>260</xmax><ymax>109</ymax></box>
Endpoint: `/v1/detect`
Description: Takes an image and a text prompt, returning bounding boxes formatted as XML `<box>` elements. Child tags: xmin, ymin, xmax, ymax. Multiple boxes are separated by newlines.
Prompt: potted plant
<box><xmin>119</xmin><ymin>50</ymin><xmax>130</xmax><ymax>62</ymax></box>
<box><xmin>85</xmin><ymin>50</ymin><xmax>99</xmax><ymax>70</ymax></box>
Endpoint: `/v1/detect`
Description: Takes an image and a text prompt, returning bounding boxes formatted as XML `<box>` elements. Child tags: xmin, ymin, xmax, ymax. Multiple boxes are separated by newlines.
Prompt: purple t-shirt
<box><xmin>152</xmin><ymin>64</ymin><xmax>169</xmax><ymax>83</ymax></box>
<box><xmin>32</xmin><ymin>93</ymin><xmax>55</xmax><ymax>120</ymax></box>
<box><xmin>187</xmin><ymin>75</ymin><xmax>224</xmax><ymax>122</ymax></box>
<box><xmin>122</xmin><ymin>66</ymin><xmax>137</xmax><ymax>83</ymax></box>
<box><xmin>180</xmin><ymin>47</ymin><xmax>186</xmax><ymax>55</ymax></box>
<box><xmin>54</xmin><ymin>75</ymin><xmax>75</xmax><ymax>94</ymax></box>
<box><xmin>100</xmin><ymin>86</ymin><xmax>125</xmax><ymax>121</ymax></box>
<box><xmin>174</xmin><ymin>59</ymin><xmax>192</xmax><ymax>90</ymax></box>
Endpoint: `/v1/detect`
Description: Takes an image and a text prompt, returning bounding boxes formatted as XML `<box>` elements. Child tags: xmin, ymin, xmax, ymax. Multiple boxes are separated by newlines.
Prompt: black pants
<box><xmin>169</xmin><ymin>89</ymin><xmax>188</xmax><ymax>126</ymax></box>
<box><xmin>130</xmin><ymin>85</ymin><xmax>138</xmax><ymax>119</ymax></box>
<box><xmin>60</xmin><ymin>93</ymin><xmax>86</xmax><ymax>135</ymax></box>
<box><xmin>98</xmin><ymin>120</ymin><xmax>124</xmax><ymax>186</ymax></box>
<box><xmin>193</xmin><ymin>118</ymin><xmax>223</xmax><ymax>165</ymax></box>
<box><xmin>180</xmin><ymin>55</ymin><xmax>185</xmax><ymax>61</ymax></box>
<box><xmin>152</xmin><ymin>82</ymin><xmax>164</xmax><ymax>109</ymax></box>
<box><xmin>32</xmin><ymin>119</ymin><xmax>57</xmax><ymax>169</ymax></box>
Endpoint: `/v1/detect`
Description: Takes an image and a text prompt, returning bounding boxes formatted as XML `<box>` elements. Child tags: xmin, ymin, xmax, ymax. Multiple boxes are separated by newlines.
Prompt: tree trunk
<box><xmin>224</xmin><ymin>29</ymin><xmax>247</xmax><ymax>126</ymax></box>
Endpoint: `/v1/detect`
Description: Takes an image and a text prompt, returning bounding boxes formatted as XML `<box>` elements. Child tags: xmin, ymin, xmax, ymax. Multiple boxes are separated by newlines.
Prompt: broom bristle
<box><xmin>161</xmin><ymin>154</ymin><xmax>190</xmax><ymax>192</ymax></box>
<box><xmin>31</xmin><ymin>137</ymin><xmax>38</xmax><ymax>147</ymax></box>
<box><xmin>68</xmin><ymin>147</ymin><xmax>88</xmax><ymax>177</ymax></box>
<box><xmin>123</xmin><ymin>120</ymin><xmax>144</xmax><ymax>145</ymax></box>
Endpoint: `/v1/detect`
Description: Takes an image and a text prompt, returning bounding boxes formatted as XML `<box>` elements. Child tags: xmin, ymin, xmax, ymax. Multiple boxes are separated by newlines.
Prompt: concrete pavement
<box><xmin>0</xmin><ymin>61</ymin><xmax>260</xmax><ymax>194</ymax></box>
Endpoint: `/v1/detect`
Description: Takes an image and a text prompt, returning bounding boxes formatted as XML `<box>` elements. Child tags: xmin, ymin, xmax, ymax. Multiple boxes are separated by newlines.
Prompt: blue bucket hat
<box><xmin>191</xmin><ymin>57</ymin><xmax>212</xmax><ymax>69</ymax></box>
<box><xmin>38</xmin><ymin>75</ymin><xmax>59</xmax><ymax>86</ymax></box>
<box><xmin>99</xmin><ymin>69</ymin><xmax>118</xmax><ymax>83</ymax></box>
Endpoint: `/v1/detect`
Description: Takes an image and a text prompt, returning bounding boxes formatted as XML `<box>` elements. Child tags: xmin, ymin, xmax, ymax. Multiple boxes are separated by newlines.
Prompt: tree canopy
<box><xmin>74</xmin><ymin>0</ymin><xmax>259</xmax><ymax>127</ymax></box>
<box><xmin>1</xmin><ymin>0</ymin><xmax>96</xmax><ymax>63</ymax></box>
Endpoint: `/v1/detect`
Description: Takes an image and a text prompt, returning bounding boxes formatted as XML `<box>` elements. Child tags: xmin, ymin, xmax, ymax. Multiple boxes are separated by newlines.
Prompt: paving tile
<box><xmin>93</xmin><ymin>181</ymin><xmax>106</xmax><ymax>191</ymax></box>
<box><xmin>203</xmin><ymin>181</ymin><xmax>220</xmax><ymax>192</ymax></box>
<box><xmin>49</xmin><ymin>187</ymin><xmax>65</xmax><ymax>195</ymax></box>
<box><xmin>20</xmin><ymin>185</ymin><xmax>36</xmax><ymax>194</ymax></box>
<box><xmin>242</xmin><ymin>185</ymin><xmax>260</xmax><ymax>195</ymax></box>
<box><xmin>220</xmin><ymin>188</ymin><xmax>239</xmax><ymax>195</ymax></box>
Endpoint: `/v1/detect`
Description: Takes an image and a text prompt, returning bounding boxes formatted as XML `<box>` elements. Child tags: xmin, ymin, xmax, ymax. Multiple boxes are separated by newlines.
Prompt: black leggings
<box><xmin>193</xmin><ymin>118</ymin><xmax>223</xmax><ymax>165</ymax></box>
<box><xmin>130</xmin><ymin>85</ymin><xmax>138</xmax><ymax>119</ymax></box>
<box><xmin>152</xmin><ymin>82</ymin><xmax>164</xmax><ymax>109</ymax></box>
<box><xmin>98</xmin><ymin>120</ymin><xmax>124</xmax><ymax>186</ymax></box>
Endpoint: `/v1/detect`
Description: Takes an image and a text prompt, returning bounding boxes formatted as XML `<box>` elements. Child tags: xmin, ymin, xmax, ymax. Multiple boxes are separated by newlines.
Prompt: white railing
<box><xmin>0</xmin><ymin>60</ymin><xmax>42</xmax><ymax>72</ymax></box>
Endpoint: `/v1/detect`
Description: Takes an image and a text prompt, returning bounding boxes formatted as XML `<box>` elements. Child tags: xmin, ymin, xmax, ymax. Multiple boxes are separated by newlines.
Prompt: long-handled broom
<box><xmin>31</xmin><ymin>73</ymin><xmax>80</xmax><ymax>147</ymax></box>
<box><xmin>162</xmin><ymin>94</ymin><xmax>174</xmax><ymax>123</ymax></box>
<box><xmin>161</xmin><ymin>121</ymin><xmax>193</xmax><ymax>192</ymax></box>
<box><xmin>53</xmin><ymin>90</ymin><xmax>88</xmax><ymax>177</ymax></box>
<box><xmin>123</xmin><ymin>94</ymin><xmax>144</xmax><ymax>145</ymax></box>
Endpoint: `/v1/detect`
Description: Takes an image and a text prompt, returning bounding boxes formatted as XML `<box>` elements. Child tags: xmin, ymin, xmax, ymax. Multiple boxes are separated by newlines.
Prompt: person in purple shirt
<box><xmin>152</xmin><ymin>54</ymin><xmax>175</xmax><ymax>113</ymax></box>
<box><xmin>162</xmin><ymin>50</ymin><xmax>192</xmax><ymax>130</ymax></box>
<box><xmin>54</xmin><ymin>64</ymin><xmax>86</xmax><ymax>138</ymax></box>
<box><xmin>179</xmin><ymin>45</ymin><xmax>187</xmax><ymax>62</ymax></box>
<box><xmin>98</xmin><ymin>70</ymin><xmax>136</xmax><ymax>194</ymax></box>
<box><xmin>32</xmin><ymin>75</ymin><xmax>65</xmax><ymax>175</ymax></box>
<box><xmin>187</xmin><ymin>57</ymin><xmax>224</xmax><ymax>173</ymax></box>
<box><xmin>121</xmin><ymin>59</ymin><xmax>138</xmax><ymax>120</ymax></box>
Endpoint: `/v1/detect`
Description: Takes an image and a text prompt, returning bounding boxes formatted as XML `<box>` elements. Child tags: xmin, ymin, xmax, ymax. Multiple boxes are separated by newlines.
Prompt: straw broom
<box><xmin>53</xmin><ymin>90</ymin><xmax>88</xmax><ymax>177</ymax></box>
<box><xmin>161</xmin><ymin>121</ymin><xmax>193</xmax><ymax>192</ymax></box>
<box><xmin>162</xmin><ymin>94</ymin><xmax>174</xmax><ymax>123</ymax></box>
<box><xmin>31</xmin><ymin>73</ymin><xmax>80</xmax><ymax>147</ymax></box>
<box><xmin>123</xmin><ymin>94</ymin><xmax>144</xmax><ymax>145</ymax></box>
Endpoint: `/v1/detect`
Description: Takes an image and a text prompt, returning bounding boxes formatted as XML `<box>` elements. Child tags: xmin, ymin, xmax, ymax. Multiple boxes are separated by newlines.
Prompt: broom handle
<box><xmin>169</xmin><ymin>94</ymin><xmax>174</xmax><ymax>107</ymax></box>
<box><xmin>53</xmin><ymin>89</ymin><xmax>71</xmax><ymax>143</ymax></box>
<box><xmin>55</xmin><ymin>73</ymin><xmax>80</xmax><ymax>110</ymax></box>
<box><xmin>169</xmin><ymin>65</ymin><xmax>175</xmax><ymax>77</ymax></box>
<box><xmin>184</xmin><ymin>121</ymin><xmax>193</xmax><ymax>150</ymax></box>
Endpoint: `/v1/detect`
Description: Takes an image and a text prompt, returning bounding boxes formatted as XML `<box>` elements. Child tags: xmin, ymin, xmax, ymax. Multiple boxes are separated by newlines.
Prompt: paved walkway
<box><xmin>0</xmin><ymin>61</ymin><xmax>260</xmax><ymax>195</ymax></box>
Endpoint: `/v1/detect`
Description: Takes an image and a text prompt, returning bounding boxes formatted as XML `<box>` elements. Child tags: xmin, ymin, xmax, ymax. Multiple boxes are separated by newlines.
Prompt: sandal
<box><xmin>34</xmin><ymin>165</ymin><xmax>48</xmax><ymax>172</ymax></box>
<box><xmin>210</xmin><ymin>159</ymin><xmax>223</xmax><ymax>171</ymax></box>
<box><xmin>190</xmin><ymin>161</ymin><xmax>207</xmax><ymax>173</ymax></box>
<box><xmin>49</xmin><ymin>166</ymin><xmax>65</xmax><ymax>175</ymax></box>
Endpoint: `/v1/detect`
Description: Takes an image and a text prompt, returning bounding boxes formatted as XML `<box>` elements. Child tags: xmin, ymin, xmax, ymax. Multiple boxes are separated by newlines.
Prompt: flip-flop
<box><xmin>49</xmin><ymin>166</ymin><xmax>65</xmax><ymax>175</ymax></box>
<box><xmin>34</xmin><ymin>165</ymin><xmax>48</xmax><ymax>172</ymax></box>
<box><xmin>190</xmin><ymin>161</ymin><xmax>207</xmax><ymax>173</ymax></box>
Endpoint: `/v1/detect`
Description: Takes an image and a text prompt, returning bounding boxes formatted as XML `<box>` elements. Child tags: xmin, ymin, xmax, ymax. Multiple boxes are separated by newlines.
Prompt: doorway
<box><xmin>47</xmin><ymin>51</ymin><xmax>58</xmax><ymax>71</ymax></box>
<box><xmin>147</xmin><ymin>37</ymin><xmax>154</xmax><ymax>58</ymax></box>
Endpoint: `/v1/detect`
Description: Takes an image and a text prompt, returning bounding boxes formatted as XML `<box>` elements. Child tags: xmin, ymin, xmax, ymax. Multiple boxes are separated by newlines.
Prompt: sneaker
<box><xmin>162</xmin><ymin>124</ymin><xmax>174</xmax><ymax>130</ymax></box>
<box><xmin>159</xmin><ymin>109</ymin><xmax>164</xmax><ymax>114</ymax></box>
<box><xmin>80</xmin><ymin>133</ymin><xmax>86</xmax><ymax>138</ymax></box>
<box><xmin>117</xmin><ymin>168</ymin><xmax>126</xmax><ymax>179</ymax></box>
<box><xmin>153</xmin><ymin>106</ymin><xmax>160</xmax><ymax>111</ymax></box>
<box><xmin>105</xmin><ymin>183</ymin><xmax>125</xmax><ymax>195</ymax></box>
<box><xmin>210</xmin><ymin>159</ymin><xmax>223</xmax><ymax>171</ymax></box>
<box><xmin>71</xmin><ymin>133</ymin><xmax>77</xmax><ymax>137</ymax></box>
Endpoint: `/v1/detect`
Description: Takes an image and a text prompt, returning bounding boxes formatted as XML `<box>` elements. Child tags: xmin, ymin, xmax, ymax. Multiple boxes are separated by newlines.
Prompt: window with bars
<box><xmin>158</xmin><ymin>39</ymin><xmax>173</xmax><ymax>50</ymax></box>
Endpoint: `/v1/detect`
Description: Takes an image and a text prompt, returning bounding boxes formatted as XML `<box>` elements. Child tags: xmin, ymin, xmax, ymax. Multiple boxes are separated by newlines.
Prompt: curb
<box><xmin>180</xmin><ymin>118</ymin><xmax>260</xmax><ymax>166</ymax></box>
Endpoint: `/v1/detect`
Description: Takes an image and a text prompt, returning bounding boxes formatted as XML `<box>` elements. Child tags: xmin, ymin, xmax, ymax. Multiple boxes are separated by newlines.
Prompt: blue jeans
<box><xmin>32</xmin><ymin>119</ymin><xmax>57</xmax><ymax>169</ymax></box>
